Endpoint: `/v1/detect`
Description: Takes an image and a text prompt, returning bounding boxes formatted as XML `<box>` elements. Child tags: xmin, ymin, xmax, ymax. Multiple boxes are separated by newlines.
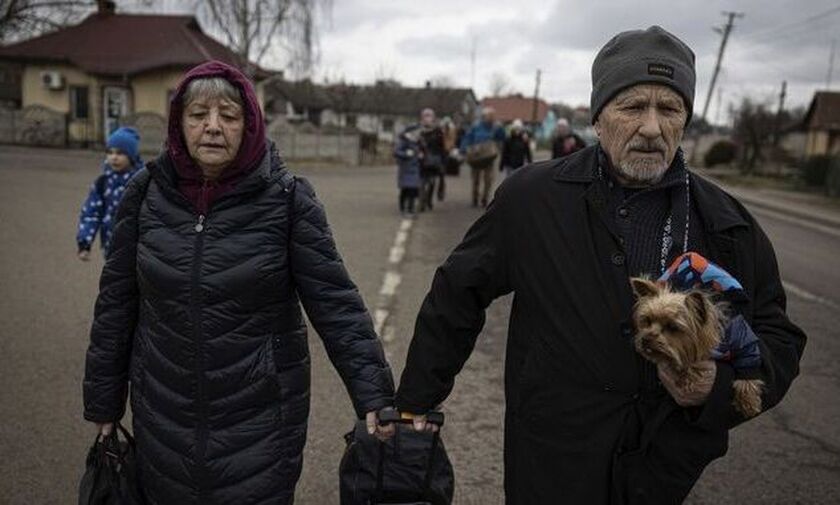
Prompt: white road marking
<box><xmin>374</xmin><ymin>218</ymin><xmax>415</xmax><ymax>342</ymax></box>
<box><xmin>783</xmin><ymin>281</ymin><xmax>839</xmax><ymax>310</ymax></box>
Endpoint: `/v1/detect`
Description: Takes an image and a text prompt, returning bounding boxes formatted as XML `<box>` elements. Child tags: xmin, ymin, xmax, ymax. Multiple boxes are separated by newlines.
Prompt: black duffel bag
<box><xmin>78</xmin><ymin>423</ymin><xmax>145</xmax><ymax>505</ymax></box>
<box><xmin>340</xmin><ymin>409</ymin><xmax>454</xmax><ymax>505</ymax></box>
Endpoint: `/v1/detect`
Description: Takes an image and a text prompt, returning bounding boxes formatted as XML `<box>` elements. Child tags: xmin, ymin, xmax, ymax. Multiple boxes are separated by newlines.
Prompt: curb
<box><xmin>726</xmin><ymin>190</ymin><xmax>840</xmax><ymax>231</ymax></box>
<box><xmin>701</xmin><ymin>174</ymin><xmax>840</xmax><ymax>231</ymax></box>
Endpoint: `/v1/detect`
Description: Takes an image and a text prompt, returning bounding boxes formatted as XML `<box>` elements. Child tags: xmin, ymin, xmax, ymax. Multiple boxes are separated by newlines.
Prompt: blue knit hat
<box><xmin>106</xmin><ymin>127</ymin><xmax>141</xmax><ymax>164</ymax></box>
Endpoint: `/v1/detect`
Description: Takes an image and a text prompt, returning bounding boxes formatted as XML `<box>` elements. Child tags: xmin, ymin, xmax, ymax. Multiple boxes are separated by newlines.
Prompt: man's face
<box><xmin>482</xmin><ymin>110</ymin><xmax>495</xmax><ymax>124</ymax></box>
<box><xmin>594</xmin><ymin>84</ymin><xmax>687</xmax><ymax>186</ymax></box>
<box><xmin>182</xmin><ymin>97</ymin><xmax>245</xmax><ymax>175</ymax></box>
<box><xmin>420</xmin><ymin>109</ymin><xmax>435</xmax><ymax>127</ymax></box>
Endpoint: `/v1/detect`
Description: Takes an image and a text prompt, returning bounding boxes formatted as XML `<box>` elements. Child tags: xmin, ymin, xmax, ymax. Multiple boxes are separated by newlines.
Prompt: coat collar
<box><xmin>552</xmin><ymin>144</ymin><xmax>749</xmax><ymax>233</ymax></box>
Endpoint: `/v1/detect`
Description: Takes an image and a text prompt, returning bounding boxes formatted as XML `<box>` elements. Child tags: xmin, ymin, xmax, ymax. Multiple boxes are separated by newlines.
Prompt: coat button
<box><xmin>618</xmin><ymin>207</ymin><xmax>629</xmax><ymax>218</ymax></box>
<box><xmin>611</xmin><ymin>252</ymin><xmax>625</xmax><ymax>266</ymax></box>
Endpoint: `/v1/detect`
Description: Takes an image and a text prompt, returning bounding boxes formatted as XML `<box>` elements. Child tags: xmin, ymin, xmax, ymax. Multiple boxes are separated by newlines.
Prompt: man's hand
<box><xmin>408</xmin><ymin>413</ymin><xmax>440</xmax><ymax>433</ymax></box>
<box><xmin>657</xmin><ymin>360</ymin><xmax>716</xmax><ymax>407</ymax></box>
<box><xmin>95</xmin><ymin>422</ymin><xmax>113</xmax><ymax>437</ymax></box>
<box><xmin>365</xmin><ymin>411</ymin><xmax>396</xmax><ymax>441</ymax></box>
<box><xmin>78</xmin><ymin>250</ymin><xmax>91</xmax><ymax>262</ymax></box>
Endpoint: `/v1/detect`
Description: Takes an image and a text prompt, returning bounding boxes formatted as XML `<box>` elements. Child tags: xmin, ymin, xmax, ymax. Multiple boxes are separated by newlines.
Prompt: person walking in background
<box><xmin>500</xmin><ymin>118</ymin><xmax>532</xmax><ymax>178</ymax></box>
<box><xmin>394</xmin><ymin>124</ymin><xmax>424</xmax><ymax>217</ymax></box>
<box><xmin>441</xmin><ymin>116</ymin><xmax>461</xmax><ymax>177</ymax></box>
<box><xmin>418</xmin><ymin>108</ymin><xmax>446</xmax><ymax>211</ymax></box>
<box><xmin>76</xmin><ymin>126</ymin><xmax>143</xmax><ymax>260</ymax></box>
<box><xmin>551</xmin><ymin>117</ymin><xmax>586</xmax><ymax>159</ymax></box>
<box><xmin>460</xmin><ymin>107</ymin><xmax>505</xmax><ymax>208</ymax></box>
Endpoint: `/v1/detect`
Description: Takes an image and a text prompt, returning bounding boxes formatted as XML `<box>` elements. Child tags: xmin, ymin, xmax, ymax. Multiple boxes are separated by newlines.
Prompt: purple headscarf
<box><xmin>167</xmin><ymin>60</ymin><xmax>266</xmax><ymax>214</ymax></box>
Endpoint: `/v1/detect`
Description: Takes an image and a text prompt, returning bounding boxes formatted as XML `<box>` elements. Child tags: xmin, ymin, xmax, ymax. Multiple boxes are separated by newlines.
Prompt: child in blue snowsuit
<box><xmin>77</xmin><ymin>127</ymin><xmax>143</xmax><ymax>260</ymax></box>
<box><xmin>394</xmin><ymin>125</ymin><xmax>423</xmax><ymax>216</ymax></box>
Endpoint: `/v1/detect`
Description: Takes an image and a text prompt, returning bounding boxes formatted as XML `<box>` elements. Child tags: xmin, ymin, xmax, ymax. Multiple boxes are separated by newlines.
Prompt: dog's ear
<box><xmin>631</xmin><ymin>277</ymin><xmax>660</xmax><ymax>299</ymax></box>
<box><xmin>685</xmin><ymin>291</ymin><xmax>710</xmax><ymax>323</ymax></box>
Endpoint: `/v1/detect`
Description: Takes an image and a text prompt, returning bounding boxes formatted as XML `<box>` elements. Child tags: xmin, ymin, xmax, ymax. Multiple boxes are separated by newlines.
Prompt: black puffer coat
<box><xmin>83</xmin><ymin>147</ymin><xmax>394</xmax><ymax>504</ymax></box>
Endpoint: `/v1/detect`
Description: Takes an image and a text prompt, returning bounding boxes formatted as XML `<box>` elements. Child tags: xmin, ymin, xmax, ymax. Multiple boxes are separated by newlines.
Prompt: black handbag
<box><xmin>78</xmin><ymin>423</ymin><xmax>145</xmax><ymax>505</ymax></box>
<box><xmin>339</xmin><ymin>410</ymin><xmax>454</xmax><ymax>505</ymax></box>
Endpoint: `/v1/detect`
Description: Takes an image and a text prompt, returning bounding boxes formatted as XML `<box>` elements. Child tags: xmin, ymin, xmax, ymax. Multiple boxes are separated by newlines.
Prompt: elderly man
<box><xmin>460</xmin><ymin>107</ymin><xmax>506</xmax><ymax>208</ymax></box>
<box><xmin>395</xmin><ymin>26</ymin><xmax>805</xmax><ymax>504</ymax></box>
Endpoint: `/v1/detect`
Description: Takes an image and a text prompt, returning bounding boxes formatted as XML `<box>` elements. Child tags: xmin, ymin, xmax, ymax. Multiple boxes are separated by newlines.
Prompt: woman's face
<box><xmin>182</xmin><ymin>96</ymin><xmax>244</xmax><ymax>176</ymax></box>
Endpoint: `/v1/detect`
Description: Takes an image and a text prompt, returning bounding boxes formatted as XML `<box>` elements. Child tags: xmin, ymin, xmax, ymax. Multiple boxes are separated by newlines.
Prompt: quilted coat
<box><xmin>83</xmin><ymin>144</ymin><xmax>394</xmax><ymax>504</ymax></box>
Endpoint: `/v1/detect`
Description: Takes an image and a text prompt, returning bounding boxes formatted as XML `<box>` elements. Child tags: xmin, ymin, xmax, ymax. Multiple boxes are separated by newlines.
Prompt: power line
<box><xmin>738</xmin><ymin>4</ymin><xmax>840</xmax><ymax>43</ymax></box>
<box><xmin>828</xmin><ymin>39</ymin><xmax>837</xmax><ymax>89</ymax></box>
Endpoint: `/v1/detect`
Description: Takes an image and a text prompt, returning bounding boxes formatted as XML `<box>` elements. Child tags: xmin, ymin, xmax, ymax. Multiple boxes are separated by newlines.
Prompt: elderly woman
<box><xmin>82</xmin><ymin>60</ymin><xmax>395</xmax><ymax>504</ymax></box>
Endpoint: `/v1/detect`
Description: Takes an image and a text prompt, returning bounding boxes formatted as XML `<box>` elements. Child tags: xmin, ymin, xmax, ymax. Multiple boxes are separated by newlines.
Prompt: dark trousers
<box><xmin>399</xmin><ymin>188</ymin><xmax>419</xmax><ymax>213</ymax></box>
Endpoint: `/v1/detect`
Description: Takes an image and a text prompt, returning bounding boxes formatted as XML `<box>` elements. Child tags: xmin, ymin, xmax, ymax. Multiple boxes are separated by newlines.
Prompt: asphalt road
<box><xmin>0</xmin><ymin>146</ymin><xmax>838</xmax><ymax>504</ymax></box>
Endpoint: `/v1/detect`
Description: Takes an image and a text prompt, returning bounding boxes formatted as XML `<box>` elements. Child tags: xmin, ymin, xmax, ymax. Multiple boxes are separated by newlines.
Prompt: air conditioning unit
<box><xmin>40</xmin><ymin>71</ymin><xmax>65</xmax><ymax>90</ymax></box>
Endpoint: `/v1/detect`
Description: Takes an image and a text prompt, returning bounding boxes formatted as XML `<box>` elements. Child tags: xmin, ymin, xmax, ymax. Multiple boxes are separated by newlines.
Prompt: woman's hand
<box><xmin>78</xmin><ymin>250</ymin><xmax>91</xmax><ymax>262</ymax></box>
<box><xmin>95</xmin><ymin>422</ymin><xmax>114</xmax><ymax>437</ymax></box>
<box><xmin>365</xmin><ymin>411</ymin><xmax>396</xmax><ymax>441</ymax></box>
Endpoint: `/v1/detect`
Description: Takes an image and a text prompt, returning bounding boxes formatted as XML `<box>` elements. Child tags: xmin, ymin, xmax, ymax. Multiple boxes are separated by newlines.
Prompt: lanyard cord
<box><xmin>596</xmin><ymin>149</ymin><xmax>691</xmax><ymax>274</ymax></box>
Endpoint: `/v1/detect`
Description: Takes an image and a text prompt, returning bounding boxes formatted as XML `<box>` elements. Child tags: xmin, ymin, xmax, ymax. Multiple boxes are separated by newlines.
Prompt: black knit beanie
<box><xmin>590</xmin><ymin>25</ymin><xmax>695</xmax><ymax>124</ymax></box>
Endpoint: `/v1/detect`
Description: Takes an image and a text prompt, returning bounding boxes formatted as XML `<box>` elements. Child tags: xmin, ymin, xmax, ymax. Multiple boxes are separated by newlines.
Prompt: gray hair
<box><xmin>182</xmin><ymin>77</ymin><xmax>243</xmax><ymax>108</ymax></box>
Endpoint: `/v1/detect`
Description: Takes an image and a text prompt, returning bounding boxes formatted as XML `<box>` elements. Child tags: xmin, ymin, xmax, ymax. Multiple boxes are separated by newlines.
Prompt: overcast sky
<box><xmin>151</xmin><ymin>0</ymin><xmax>840</xmax><ymax>124</ymax></box>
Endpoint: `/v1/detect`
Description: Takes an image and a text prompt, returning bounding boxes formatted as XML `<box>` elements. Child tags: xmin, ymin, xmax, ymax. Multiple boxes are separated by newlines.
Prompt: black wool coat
<box><xmin>83</xmin><ymin>149</ymin><xmax>394</xmax><ymax>505</ymax></box>
<box><xmin>395</xmin><ymin>145</ymin><xmax>806</xmax><ymax>505</ymax></box>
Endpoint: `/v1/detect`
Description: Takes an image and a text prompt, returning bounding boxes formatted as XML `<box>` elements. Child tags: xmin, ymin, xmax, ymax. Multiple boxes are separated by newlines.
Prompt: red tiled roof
<box><xmin>481</xmin><ymin>95</ymin><xmax>549</xmax><ymax>123</ymax></box>
<box><xmin>0</xmin><ymin>13</ymin><xmax>273</xmax><ymax>79</ymax></box>
<box><xmin>805</xmin><ymin>91</ymin><xmax>840</xmax><ymax>131</ymax></box>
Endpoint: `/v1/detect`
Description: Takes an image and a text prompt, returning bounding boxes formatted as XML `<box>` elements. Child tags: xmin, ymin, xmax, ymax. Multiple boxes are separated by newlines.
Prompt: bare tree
<box><xmin>0</xmin><ymin>0</ymin><xmax>96</xmax><ymax>43</ymax></box>
<box><xmin>732</xmin><ymin>98</ymin><xmax>775</xmax><ymax>174</ymax></box>
<box><xmin>196</xmin><ymin>0</ymin><xmax>331</xmax><ymax>78</ymax></box>
<box><xmin>489</xmin><ymin>72</ymin><xmax>512</xmax><ymax>97</ymax></box>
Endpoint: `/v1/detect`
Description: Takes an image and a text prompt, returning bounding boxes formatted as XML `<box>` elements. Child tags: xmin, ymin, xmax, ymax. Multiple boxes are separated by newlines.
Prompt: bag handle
<box><xmin>373</xmin><ymin>408</ymin><xmax>445</xmax><ymax>500</ymax></box>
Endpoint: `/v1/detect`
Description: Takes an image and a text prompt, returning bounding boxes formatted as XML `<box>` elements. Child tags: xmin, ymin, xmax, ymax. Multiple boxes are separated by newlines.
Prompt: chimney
<box><xmin>97</xmin><ymin>0</ymin><xmax>116</xmax><ymax>14</ymax></box>
<box><xmin>425</xmin><ymin>80</ymin><xmax>431</xmax><ymax>88</ymax></box>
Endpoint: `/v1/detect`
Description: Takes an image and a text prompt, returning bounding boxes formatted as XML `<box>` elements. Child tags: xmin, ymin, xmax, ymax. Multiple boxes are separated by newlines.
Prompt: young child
<box><xmin>393</xmin><ymin>125</ymin><xmax>423</xmax><ymax>217</ymax></box>
<box><xmin>77</xmin><ymin>127</ymin><xmax>143</xmax><ymax>260</ymax></box>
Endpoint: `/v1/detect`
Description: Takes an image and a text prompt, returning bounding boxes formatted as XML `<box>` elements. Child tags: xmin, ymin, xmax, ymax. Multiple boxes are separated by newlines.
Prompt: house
<box><xmin>264</xmin><ymin>79</ymin><xmax>478</xmax><ymax>141</ymax></box>
<box><xmin>481</xmin><ymin>94</ymin><xmax>549</xmax><ymax>128</ymax></box>
<box><xmin>0</xmin><ymin>2</ymin><xmax>273</xmax><ymax>147</ymax></box>
<box><xmin>803</xmin><ymin>91</ymin><xmax>840</xmax><ymax>157</ymax></box>
<box><xmin>263</xmin><ymin>78</ymin><xmax>334</xmax><ymax>126</ymax></box>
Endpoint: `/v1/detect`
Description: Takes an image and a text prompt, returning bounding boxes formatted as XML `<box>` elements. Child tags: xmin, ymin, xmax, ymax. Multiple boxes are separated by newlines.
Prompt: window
<box><xmin>346</xmin><ymin>114</ymin><xmax>357</xmax><ymax>127</ymax></box>
<box><xmin>70</xmin><ymin>86</ymin><xmax>89</xmax><ymax>119</ymax></box>
<box><xmin>382</xmin><ymin>117</ymin><xmax>395</xmax><ymax>131</ymax></box>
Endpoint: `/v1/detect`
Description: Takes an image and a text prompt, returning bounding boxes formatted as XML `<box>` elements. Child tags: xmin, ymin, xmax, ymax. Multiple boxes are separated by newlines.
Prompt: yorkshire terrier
<box><xmin>630</xmin><ymin>277</ymin><xmax>764</xmax><ymax>418</ymax></box>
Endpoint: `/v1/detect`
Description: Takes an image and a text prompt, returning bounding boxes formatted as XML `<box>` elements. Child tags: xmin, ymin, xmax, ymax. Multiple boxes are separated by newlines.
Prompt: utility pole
<box><xmin>827</xmin><ymin>39</ymin><xmax>837</xmax><ymax>90</ymax></box>
<box><xmin>715</xmin><ymin>86</ymin><xmax>723</xmax><ymax>127</ymax></box>
<box><xmin>701</xmin><ymin>11</ymin><xmax>744</xmax><ymax>123</ymax></box>
<box><xmin>531</xmin><ymin>69</ymin><xmax>542</xmax><ymax>125</ymax></box>
<box><xmin>773</xmin><ymin>80</ymin><xmax>787</xmax><ymax>146</ymax></box>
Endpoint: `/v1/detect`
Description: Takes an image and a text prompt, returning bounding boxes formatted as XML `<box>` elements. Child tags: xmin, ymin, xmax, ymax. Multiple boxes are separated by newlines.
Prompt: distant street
<box><xmin>0</xmin><ymin>146</ymin><xmax>838</xmax><ymax>504</ymax></box>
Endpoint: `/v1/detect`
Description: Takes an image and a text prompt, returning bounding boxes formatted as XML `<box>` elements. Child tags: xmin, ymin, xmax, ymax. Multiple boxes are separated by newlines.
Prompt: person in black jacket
<box><xmin>395</xmin><ymin>26</ymin><xmax>805</xmax><ymax>504</ymax></box>
<box><xmin>418</xmin><ymin>107</ymin><xmax>447</xmax><ymax>211</ymax></box>
<box><xmin>551</xmin><ymin>117</ymin><xmax>586</xmax><ymax>159</ymax></box>
<box><xmin>82</xmin><ymin>60</ymin><xmax>395</xmax><ymax>505</ymax></box>
<box><xmin>500</xmin><ymin>119</ymin><xmax>532</xmax><ymax>178</ymax></box>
